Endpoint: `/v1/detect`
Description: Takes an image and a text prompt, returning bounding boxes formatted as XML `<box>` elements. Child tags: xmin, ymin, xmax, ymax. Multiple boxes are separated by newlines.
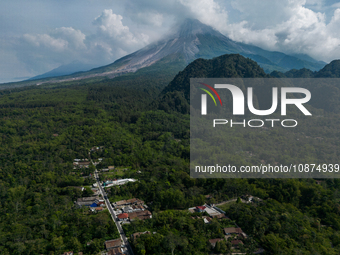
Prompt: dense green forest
<box><xmin>1</xmin><ymin>54</ymin><xmax>340</xmax><ymax>254</ymax></box>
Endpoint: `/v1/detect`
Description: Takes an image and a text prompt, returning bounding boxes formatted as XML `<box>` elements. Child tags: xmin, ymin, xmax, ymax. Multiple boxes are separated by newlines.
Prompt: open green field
<box><xmin>216</xmin><ymin>201</ymin><xmax>238</xmax><ymax>213</ymax></box>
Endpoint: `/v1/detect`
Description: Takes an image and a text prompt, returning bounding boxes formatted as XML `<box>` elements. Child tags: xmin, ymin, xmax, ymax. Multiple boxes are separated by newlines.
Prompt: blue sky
<box><xmin>1</xmin><ymin>0</ymin><xmax>340</xmax><ymax>83</ymax></box>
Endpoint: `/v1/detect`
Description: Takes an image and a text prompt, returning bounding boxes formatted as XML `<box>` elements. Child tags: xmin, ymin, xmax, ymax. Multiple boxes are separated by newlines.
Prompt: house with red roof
<box><xmin>196</xmin><ymin>206</ymin><xmax>206</xmax><ymax>212</ymax></box>
<box><xmin>117</xmin><ymin>213</ymin><xmax>129</xmax><ymax>221</ymax></box>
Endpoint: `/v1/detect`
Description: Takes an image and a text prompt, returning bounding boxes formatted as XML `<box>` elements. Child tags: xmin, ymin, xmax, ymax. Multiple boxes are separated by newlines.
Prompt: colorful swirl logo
<box><xmin>199</xmin><ymin>82</ymin><xmax>223</xmax><ymax>106</ymax></box>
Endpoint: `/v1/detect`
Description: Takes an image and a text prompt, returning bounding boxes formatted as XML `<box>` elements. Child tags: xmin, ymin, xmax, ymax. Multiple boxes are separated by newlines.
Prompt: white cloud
<box><xmin>332</xmin><ymin>3</ymin><xmax>340</xmax><ymax>8</ymax></box>
<box><xmin>22</xmin><ymin>33</ymin><xmax>68</xmax><ymax>51</ymax></box>
<box><xmin>53</xmin><ymin>27</ymin><xmax>86</xmax><ymax>50</ymax></box>
<box><xmin>135</xmin><ymin>12</ymin><xmax>164</xmax><ymax>27</ymax></box>
<box><xmin>219</xmin><ymin>0</ymin><xmax>340</xmax><ymax>62</ymax></box>
<box><xmin>17</xmin><ymin>28</ymin><xmax>88</xmax><ymax>74</ymax></box>
<box><xmin>230</xmin><ymin>0</ymin><xmax>306</xmax><ymax>29</ymax></box>
<box><xmin>8</xmin><ymin>9</ymin><xmax>150</xmax><ymax>78</ymax></box>
<box><xmin>93</xmin><ymin>10</ymin><xmax>132</xmax><ymax>39</ymax></box>
<box><xmin>92</xmin><ymin>9</ymin><xmax>149</xmax><ymax>46</ymax></box>
<box><xmin>178</xmin><ymin>0</ymin><xmax>229</xmax><ymax>32</ymax></box>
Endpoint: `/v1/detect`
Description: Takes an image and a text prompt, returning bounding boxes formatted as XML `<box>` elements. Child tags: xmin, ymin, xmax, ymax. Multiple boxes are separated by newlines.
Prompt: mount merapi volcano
<box><xmin>103</xmin><ymin>18</ymin><xmax>325</xmax><ymax>74</ymax></box>
<box><xmin>24</xmin><ymin>18</ymin><xmax>326</xmax><ymax>85</ymax></box>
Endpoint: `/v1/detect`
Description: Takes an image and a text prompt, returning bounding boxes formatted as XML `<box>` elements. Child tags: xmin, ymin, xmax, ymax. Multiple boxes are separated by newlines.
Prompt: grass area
<box><xmin>108</xmin><ymin>195</ymin><xmax>133</xmax><ymax>203</ymax></box>
<box><xmin>216</xmin><ymin>201</ymin><xmax>237</xmax><ymax>213</ymax></box>
<box><xmin>102</xmin><ymin>172</ymin><xmax>122</xmax><ymax>179</ymax></box>
<box><xmin>101</xmin><ymin>166</ymin><xmax>132</xmax><ymax>179</ymax></box>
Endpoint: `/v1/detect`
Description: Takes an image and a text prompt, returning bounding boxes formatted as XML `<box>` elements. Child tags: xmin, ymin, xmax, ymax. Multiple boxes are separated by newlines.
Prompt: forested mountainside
<box><xmin>1</xmin><ymin>54</ymin><xmax>340</xmax><ymax>254</ymax></box>
<box><xmin>157</xmin><ymin>55</ymin><xmax>340</xmax><ymax>115</ymax></box>
<box><xmin>157</xmin><ymin>54</ymin><xmax>269</xmax><ymax>114</ymax></box>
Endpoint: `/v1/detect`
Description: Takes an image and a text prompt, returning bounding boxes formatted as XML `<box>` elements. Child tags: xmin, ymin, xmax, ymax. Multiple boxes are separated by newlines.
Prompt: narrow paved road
<box><xmin>94</xmin><ymin>169</ymin><xmax>134</xmax><ymax>255</ymax></box>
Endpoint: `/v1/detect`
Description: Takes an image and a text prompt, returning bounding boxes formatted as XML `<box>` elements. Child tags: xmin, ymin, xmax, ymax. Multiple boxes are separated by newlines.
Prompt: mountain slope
<box><xmin>270</xmin><ymin>60</ymin><xmax>340</xmax><ymax>78</ymax></box>
<box><xmin>315</xmin><ymin>60</ymin><xmax>340</xmax><ymax>77</ymax></box>
<box><xmin>29</xmin><ymin>61</ymin><xmax>99</xmax><ymax>81</ymax></box>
